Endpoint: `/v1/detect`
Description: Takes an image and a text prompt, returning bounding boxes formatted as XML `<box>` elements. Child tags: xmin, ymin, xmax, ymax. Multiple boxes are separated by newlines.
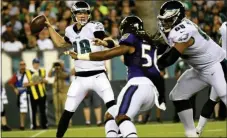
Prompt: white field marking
<box><xmin>30</xmin><ymin>130</ymin><xmax>47</xmax><ymax>138</ymax></box>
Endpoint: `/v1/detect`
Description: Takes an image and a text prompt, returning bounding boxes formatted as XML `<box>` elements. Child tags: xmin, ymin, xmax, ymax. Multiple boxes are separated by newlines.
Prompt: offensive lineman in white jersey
<box><xmin>156</xmin><ymin>1</ymin><xmax>226</xmax><ymax>137</ymax></box>
<box><xmin>196</xmin><ymin>21</ymin><xmax>227</xmax><ymax>136</ymax></box>
<box><xmin>44</xmin><ymin>1</ymin><xmax>117</xmax><ymax>138</ymax></box>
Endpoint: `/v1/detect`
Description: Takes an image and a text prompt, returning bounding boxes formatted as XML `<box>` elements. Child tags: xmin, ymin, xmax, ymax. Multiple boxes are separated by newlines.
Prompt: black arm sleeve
<box><xmin>64</xmin><ymin>36</ymin><xmax>72</xmax><ymax>44</ymax></box>
<box><xmin>157</xmin><ymin>43</ymin><xmax>170</xmax><ymax>55</ymax></box>
<box><xmin>94</xmin><ymin>31</ymin><xmax>115</xmax><ymax>48</ymax></box>
<box><xmin>93</xmin><ymin>31</ymin><xmax>106</xmax><ymax>40</ymax></box>
<box><xmin>157</xmin><ymin>47</ymin><xmax>181</xmax><ymax>70</ymax></box>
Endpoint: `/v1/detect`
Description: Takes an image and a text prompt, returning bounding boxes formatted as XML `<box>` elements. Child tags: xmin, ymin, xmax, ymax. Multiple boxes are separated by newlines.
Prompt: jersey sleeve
<box><xmin>119</xmin><ymin>33</ymin><xmax>137</xmax><ymax>46</ymax></box>
<box><xmin>90</xmin><ymin>22</ymin><xmax>105</xmax><ymax>32</ymax></box>
<box><xmin>170</xmin><ymin>23</ymin><xmax>194</xmax><ymax>43</ymax></box>
<box><xmin>8</xmin><ymin>74</ymin><xmax>17</xmax><ymax>85</ymax></box>
<box><xmin>64</xmin><ymin>27</ymin><xmax>72</xmax><ymax>44</ymax></box>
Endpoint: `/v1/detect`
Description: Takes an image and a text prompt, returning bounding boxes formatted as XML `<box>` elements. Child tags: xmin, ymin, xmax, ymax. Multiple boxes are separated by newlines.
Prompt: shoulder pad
<box><xmin>119</xmin><ymin>33</ymin><xmax>138</xmax><ymax>46</ymax></box>
<box><xmin>87</xmin><ymin>21</ymin><xmax>104</xmax><ymax>32</ymax></box>
<box><xmin>169</xmin><ymin>21</ymin><xmax>195</xmax><ymax>43</ymax></box>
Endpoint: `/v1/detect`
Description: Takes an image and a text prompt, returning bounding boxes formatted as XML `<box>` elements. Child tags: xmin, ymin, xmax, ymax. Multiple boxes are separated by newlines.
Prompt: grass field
<box><xmin>2</xmin><ymin>121</ymin><xmax>226</xmax><ymax>137</ymax></box>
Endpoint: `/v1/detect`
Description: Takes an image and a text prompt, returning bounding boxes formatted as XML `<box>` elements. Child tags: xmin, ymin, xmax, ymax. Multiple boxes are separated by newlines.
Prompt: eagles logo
<box><xmin>178</xmin><ymin>33</ymin><xmax>189</xmax><ymax>42</ymax></box>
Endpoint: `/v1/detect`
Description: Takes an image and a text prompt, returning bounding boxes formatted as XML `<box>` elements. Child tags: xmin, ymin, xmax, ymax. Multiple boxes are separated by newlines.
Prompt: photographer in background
<box><xmin>48</xmin><ymin>60</ymin><xmax>70</xmax><ymax>126</ymax></box>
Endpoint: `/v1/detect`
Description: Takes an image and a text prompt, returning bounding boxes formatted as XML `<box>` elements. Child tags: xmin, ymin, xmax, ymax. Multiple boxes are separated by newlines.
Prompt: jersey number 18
<box><xmin>72</xmin><ymin>39</ymin><xmax>91</xmax><ymax>54</ymax></box>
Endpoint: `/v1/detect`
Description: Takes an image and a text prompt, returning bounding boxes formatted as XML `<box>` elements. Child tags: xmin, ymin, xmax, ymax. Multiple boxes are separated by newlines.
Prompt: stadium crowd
<box><xmin>1</xmin><ymin>0</ymin><xmax>226</xmax><ymax>130</ymax></box>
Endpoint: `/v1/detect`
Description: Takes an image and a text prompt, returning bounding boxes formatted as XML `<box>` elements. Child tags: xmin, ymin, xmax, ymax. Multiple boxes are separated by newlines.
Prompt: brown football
<box><xmin>30</xmin><ymin>15</ymin><xmax>46</xmax><ymax>34</ymax></box>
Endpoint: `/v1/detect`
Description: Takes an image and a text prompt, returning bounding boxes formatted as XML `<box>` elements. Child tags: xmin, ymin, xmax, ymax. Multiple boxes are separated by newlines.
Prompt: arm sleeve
<box><xmin>64</xmin><ymin>36</ymin><xmax>71</xmax><ymax>44</ymax></box>
<box><xmin>157</xmin><ymin>47</ymin><xmax>181</xmax><ymax>70</ymax></box>
<box><xmin>64</xmin><ymin>27</ymin><xmax>72</xmax><ymax>44</ymax></box>
<box><xmin>93</xmin><ymin>31</ymin><xmax>106</xmax><ymax>40</ymax></box>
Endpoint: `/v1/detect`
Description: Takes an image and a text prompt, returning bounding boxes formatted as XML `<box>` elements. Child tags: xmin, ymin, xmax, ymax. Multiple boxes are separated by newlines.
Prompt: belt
<box><xmin>76</xmin><ymin>70</ymin><xmax>105</xmax><ymax>77</ymax></box>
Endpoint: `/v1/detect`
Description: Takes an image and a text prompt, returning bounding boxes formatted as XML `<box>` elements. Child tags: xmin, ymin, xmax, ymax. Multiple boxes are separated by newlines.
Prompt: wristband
<box><xmin>77</xmin><ymin>53</ymin><xmax>90</xmax><ymax>60</ymax></box>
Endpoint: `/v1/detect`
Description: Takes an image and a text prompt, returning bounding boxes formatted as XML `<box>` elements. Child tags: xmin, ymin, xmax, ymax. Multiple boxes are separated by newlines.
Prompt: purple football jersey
<box><xmin>119</xmin><ymin>33</ymin><xmax>160</xmax><ymax>80</ymax></box>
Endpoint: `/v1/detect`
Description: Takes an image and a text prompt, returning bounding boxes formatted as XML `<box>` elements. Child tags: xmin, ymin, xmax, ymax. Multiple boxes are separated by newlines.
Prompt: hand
<box><xmin>92</xmin><ymin>38</ymin><xmax>108</xmax><ymax>47</ymax></box>
<box><xmin>44</xmin><ymin>15</ymin><xmax>51</xmax><ymax>27</ymax></box>
<box><xmin>14</xmin><ymin>88</ymin><xmax>19</xmax><ymax>95</ymax></box>
<box><xmin>64</xmin><ymin>51</ymin><xmax>78</xmax><ymax>60</ymax></box>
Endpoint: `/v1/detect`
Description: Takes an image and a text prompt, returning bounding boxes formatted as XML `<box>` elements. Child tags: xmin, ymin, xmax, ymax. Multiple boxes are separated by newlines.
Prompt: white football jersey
<box><xmin>166</xmin><ymin>18</ymin><xmax>226</xmax><ymax>70</ymax></box>
<box><xmin>219</xmin><ymin>22</ymin><xmax>227</xmax><ymax>59</ymax></box>
<box><xmin>65</xmin><ymin>22</ymin><xmax>106</xmax><ymax>72</ymax></box>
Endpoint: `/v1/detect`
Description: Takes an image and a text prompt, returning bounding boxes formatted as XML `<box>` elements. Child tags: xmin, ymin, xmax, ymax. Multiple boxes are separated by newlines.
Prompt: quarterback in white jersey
<box><xmin>45</xmin><ymin>1</ymin><xmax>117</xmax><ymax>138</ymax></box>
<box><xmin>157</xmin><ymin>1</ymin><xmax>226</xmax><ymax>137</ymax></box>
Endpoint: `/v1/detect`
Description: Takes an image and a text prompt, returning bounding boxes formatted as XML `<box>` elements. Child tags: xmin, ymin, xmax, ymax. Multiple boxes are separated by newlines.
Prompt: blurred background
<box><xmin>1</xmin><ymin>0</ymin><xmax>227</xmax><ymax>130</ymax></box>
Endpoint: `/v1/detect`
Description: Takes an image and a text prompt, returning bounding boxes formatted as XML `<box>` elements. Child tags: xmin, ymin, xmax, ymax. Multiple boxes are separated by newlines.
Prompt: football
<box><xmin>30</xmin><ymin>15</ymin><xmax>46</xmax><ymax>34</ymax></box>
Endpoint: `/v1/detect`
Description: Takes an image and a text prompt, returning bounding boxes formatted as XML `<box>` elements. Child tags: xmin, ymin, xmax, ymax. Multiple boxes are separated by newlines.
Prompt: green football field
<box><xmin>2</xmin><ymin>121</ymin><xmax>226</xmax><ymax>137</ymax></box>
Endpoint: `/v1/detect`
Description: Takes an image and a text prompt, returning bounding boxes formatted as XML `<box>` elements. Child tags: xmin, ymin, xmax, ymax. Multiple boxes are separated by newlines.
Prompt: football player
<box><xmin>196</xmin><ymin>21</ymin><xmax>227</xmax><ymax>136</ymax></box>
<box><xmin>66</xmin><ymin>16</ymin><xmax>166</xmax><ymax>138</ymax></box>
<box><xmin>156</xmin><ymin>1</ymin><xmax>226</xmax><ymax>137</ymax></box>
<box><xmin>44</xmin><ymin>1</ymin><xmax>117</xmax><ymax>138</ymax></box>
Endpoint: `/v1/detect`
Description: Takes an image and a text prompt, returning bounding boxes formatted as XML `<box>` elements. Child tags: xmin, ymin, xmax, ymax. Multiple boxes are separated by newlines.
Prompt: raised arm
<box><xmin>44</xmin><ymin>16</ymin><xmax>70</xmax><ymax>48</ymax></box>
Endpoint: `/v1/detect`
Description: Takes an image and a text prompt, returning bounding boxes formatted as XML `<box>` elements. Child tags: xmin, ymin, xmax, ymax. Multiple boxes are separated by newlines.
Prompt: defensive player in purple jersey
<box><xmin>65</xmin><ymin>16</ymin><xmax>166</xmax><ymax>138</ymax></box>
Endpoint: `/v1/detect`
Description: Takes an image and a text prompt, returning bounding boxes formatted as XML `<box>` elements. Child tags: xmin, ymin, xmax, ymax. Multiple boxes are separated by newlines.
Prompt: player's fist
<box><xmin>92</xmin><ymin>38</ymin><xmax>107</xmax><ymax>47</ymax></box>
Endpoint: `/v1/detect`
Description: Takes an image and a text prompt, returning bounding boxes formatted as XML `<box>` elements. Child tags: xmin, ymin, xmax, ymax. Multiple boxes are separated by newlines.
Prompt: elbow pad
<box><xmin>157</xmin><ymin>47</ymin><xmax>181</xmax><ymax>70</ymax></box>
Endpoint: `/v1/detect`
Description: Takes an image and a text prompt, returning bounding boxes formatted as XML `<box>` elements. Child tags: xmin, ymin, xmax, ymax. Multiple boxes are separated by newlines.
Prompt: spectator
<box><xmin>26</xmin><ymin>36</ymin><xmax>38</xmax><ymax>50</ymax></box>
<box><xmin>8</xmin><ymin>61</ymin><xmax>28</xmax><ymax>130</ymax></box>
<box><xmin>108</xmin><ymin>9</ymin><xmax>119</xmax><ymax>23</ymax></box>
<box><xmin>102</xmin><ymin>18</ymin><xmax>112</xmax><ymax>35</ymax></box>
<box><xmin>23</xmin><ymin>58</ymin><xmax>48</xmax><ymax>130</ymax></box>
<box><xmin>92</xmin><ymin>8</ymin><xmax>103</xmax><ymax>22</ymax></box>
<box><xmin>96</xmin><ymin>0</ymin><xmax>109</xmax><ymax>16</ymax></box>
<box><xmin>57</xmin><ymin>20</ymin><xmax>68</xmax><ymax>36</ymax></box>
<box><xmin>48</xmin><ymin>60</ymin><xmax>70</xmax><ymax>126</ymax></box>
<box><xmin>110</xmin><ymin>25</ymin><xmax>120</xmax><ymax>41</ymax></box>
<box><xmin>37</xmin><ymin>29</ymin><xmax>54</xmax><ymax>50</ymax></box>
<box><xmin>7</xmin><ymin>15</ymin><xmax>22</xmax><ymax>36</ymax></box>
<box><xmin>2</xmin><ymin>32</ymin><xmax>24</xmax><ymax>52</ymax></box>
<box><xmin>2</xmin><ymin>22</ymin><xmax>17</xmax><ymax>42</ymax></box>
<box><xmin>121</xmin><ymin>5</ymin><xmax>132</xmax><ymax>18</ymax></box>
